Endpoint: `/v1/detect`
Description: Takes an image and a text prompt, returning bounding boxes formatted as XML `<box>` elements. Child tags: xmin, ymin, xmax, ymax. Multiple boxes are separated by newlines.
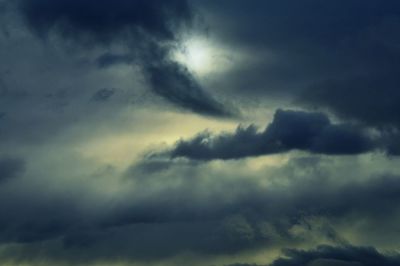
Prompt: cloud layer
<box><xmin>166</xmin><ymin>110</ymin><xmax>374</xmax><ymax>160</ymax></box>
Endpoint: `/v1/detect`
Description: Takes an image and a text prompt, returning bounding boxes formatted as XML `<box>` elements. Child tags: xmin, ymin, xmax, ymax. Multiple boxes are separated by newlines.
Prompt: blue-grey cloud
<box><xmin>17</xmin><ymin>0</ymin><xmax>232</xmax><ymax>117</ymax></box>
<box><xmin>96</xmin><ymin>53</ymin><xmax>134</xmax><ymax>68</ymax></box>
<box><xmin>91</xmin><ymin>88</ymin><xmax>116</xmax><ymax>102</ymax></box>
<box><xmin>197</xmin><ymin>0</ymin><xmax>400</xmax><ymax>125</ymax></box>
<box><xmin>19</xmin><ymin>0</ymin><xmax>191</xmax><ymax>43</ymax></box>
<box><xmin>0</xmin><ymin>157</ymin><xmax>25</xmax><ymax>182</ymax></box>
<box><xmin>1</xmin><ymin>1</ymin><xmax>400</xmax><ymax>265</ymax></box>
<box><xmin>270</xmin><ymin>245</ymin><xmax>400</xmax><ymax>266</ymax></box>
<box><xmin>145</xmin><ymin>61</ymin><xmax>232</xmax><ymax>117</ymax></box>
<box><xmin>2</xmin><ymin>157</ymin><xmax>400</xmax><ymax>262</ymax></box>
<box><xmin>166</xmin><ymin>109</ymin><xmax>374</xmax><ymax>161</ymax></box>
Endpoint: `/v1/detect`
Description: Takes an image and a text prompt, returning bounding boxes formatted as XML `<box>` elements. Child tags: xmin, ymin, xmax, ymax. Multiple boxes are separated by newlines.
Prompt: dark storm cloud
<box><xmin>301</xmin><ymin>74</ymin><xmax>400</xmax><ymax>129</ymax></box>
<box><xmin>17</xmin><ymin>0</ymin><xmax>232</xmax><ymax>117</ymax></box>
<box><xmin>19</xmin><ymin>0</ymin><xmax>191</xmax><ymax>42</ymax></box>
<box><xmin>198</xmin><ymin>0</ymin><xmax>400</xmax><ymax>125</ymax></box>
<box><xmin>269</xmin><ymin>245</ymin><xmax>400</xmax><ymax>266</ymax></box>
<box><xmin>0</xmin><ymin>157</ymin><xmax>24</xmax><ymax>182</ymax></box>
<box><xmin>166</xmin><ymin>109</ymin><xmax>374</xmax><ymax>161</ymax></box>
<box><xmin>382</xmin><ymin>131</ymin><xmax>400</xmax><ymax>155</ymax></box>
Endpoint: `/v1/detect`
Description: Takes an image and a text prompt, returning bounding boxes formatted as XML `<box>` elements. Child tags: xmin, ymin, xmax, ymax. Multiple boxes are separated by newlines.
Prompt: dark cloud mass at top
<box><xmin>1</xmin><ymin>1</ymin><xmax>400</xmax><ymax>265</ymax></box>
<box><xmin>200</xmin><ymin>0</ymin><xmax>400</xmax><ymax>126</ymax></box>
<box><xmin>19</xmin><ymin>0</ymin><xmax>190</xmax><ymax>42</ymax></box>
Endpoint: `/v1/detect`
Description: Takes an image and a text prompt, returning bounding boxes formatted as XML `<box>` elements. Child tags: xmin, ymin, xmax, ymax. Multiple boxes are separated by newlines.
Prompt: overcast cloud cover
<box><xmin>1</xmin><ymin>0</ymin><xmax>400</xmax><ymax>265</ymax></box>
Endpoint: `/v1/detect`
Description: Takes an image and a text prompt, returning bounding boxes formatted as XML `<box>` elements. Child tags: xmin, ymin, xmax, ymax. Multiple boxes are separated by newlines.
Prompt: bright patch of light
<box><xmin>184</xmin><ymin>39</ymin><xmax>212</xmax><ymax>72</ymax></box>
<box><xmin>173</xmin><ymin>37</ymin><xmax>230</xmax><ymax>76</ymax></box>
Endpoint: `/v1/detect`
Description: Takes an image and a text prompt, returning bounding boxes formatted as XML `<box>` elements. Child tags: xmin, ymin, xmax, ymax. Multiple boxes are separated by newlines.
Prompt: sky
<box><xmin>1</xmin><ymin>0</ymin><xmax>400</xmax><ymax>265</ymax></box>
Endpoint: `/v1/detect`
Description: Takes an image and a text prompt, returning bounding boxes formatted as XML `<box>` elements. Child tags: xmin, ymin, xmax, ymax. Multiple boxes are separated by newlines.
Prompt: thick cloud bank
<box><xmin>1</xmin><ymin>156</ymin><xmax>400</xmax><ymax>264</ymax></box>
<box><xmin>167</xmin><ymin>109</ymin><xmax>374</xmax><ymax>160</ymax></box>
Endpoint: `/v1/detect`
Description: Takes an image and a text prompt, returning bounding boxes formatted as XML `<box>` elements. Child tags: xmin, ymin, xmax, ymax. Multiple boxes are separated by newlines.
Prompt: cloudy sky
<box><xmin>1</xmin><ymin>0</ymin><xmax>400</xmax><ymax>265</ymax></box>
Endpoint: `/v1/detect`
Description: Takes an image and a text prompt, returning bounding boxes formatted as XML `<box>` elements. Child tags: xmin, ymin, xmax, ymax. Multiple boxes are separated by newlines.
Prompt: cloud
<box><xmin>0</xmin><ymin>154</ymin><xmax>399</xmax><ymax>263</ymax></box>
<box><xmin>1</xmin><ymin>1</ymin><xmax>400</xmax><ymax>265</ymax></box>
<box><xmin>195</xmin><ymin>0</ymin><xmax>400</xmax><ymax>125</ymax></box>
<box><xmin>166</xmin><ymin>109</ymin><xmax>374</xmax><ymax>161</ymax></box>
<box><xmin>300</xmin><ymin>74</ymin><xmax>400</xmax><ymax>129</ymax></box>
<box><xmin>225</xmin><ymin>264</ymin><xmax>260</xmax><ymax>266</ymax></box>
<box><xmin>270</xmin><ymin>245</ymin><xmax>400</xmax><ymax>266</ymax></box>
<box><xmin>145</xmin><ymin>61</ymin><xmax>232</xmax><ymax>117</ymax></box>
<box><xmin>95</xmin><ymin>53</ymin><xmax>134</xmax><ymax>68</ymax></box>
<box><xmin>0</xmin><ymin>157</ymin><xmax>25</xmax><ymax>182</ymax></box>
<box><xmin>17</xmin><ymin>0</ymin><xmax>232</xmax><ymax>117</ymax></box>
<box><xmin>382</xmin><ymin>131</ymin><xmax>400</xmax><ymax>155</ymax></box>
<box><xmin>228</xmin><ymin>245</ymin><xmax>400</xmax><ymax>266</ymax></box>
<box><xmin>19</xmin><ymin>0</ymin><xmax>191</xmax><ymax>42</ymax></box>
<box><xmin>91</xmin><ymin>88</ymin><xmax>116</xmax><ymax>102</ymax></box>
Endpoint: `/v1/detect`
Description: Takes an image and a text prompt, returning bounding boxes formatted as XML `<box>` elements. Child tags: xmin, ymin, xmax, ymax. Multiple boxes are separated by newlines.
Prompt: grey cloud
<box><xmin>382</xmin><ymin>131</ymin><xmax>400</xmax><ymax>155</ymax></box>
<box><xmin>16</xmin><ymin>0</ymin><xmax>232</xmax><ymax>117</ymax></box>
<box><xmin>166</xmin><ymin>109</ymin><xmax>374</xmax><ymax>161</ymax></box>
<box><xmin>225</xmin><ymin>264</ymin><xmax>260</xmax><ymax>266</ymax></box>
<box><xmin>1</xmin><ymin>1</ymin><xmax>400</xmax><ymax>265</ymax></box>
<box><xmin>19</xmin><ymin>0</ymin><xmax>191</xmax><ymax>43</ymax></box>
<box><xmin>0</xmin><ymin>157</ymin><xmax>25</xmax><ymax>182</ymax></box>
<box><xmin>145</xmin><ymin>61</ymin><xmax>232</xmax><ymax>117</ymax></box>
<box><xmin>94</xmin><ymin>157</ymin><xmax>400</xmax><ymax>258</ymax></box>
<box><xmin>0</xmin><ymin>155</ymin><xmax>400</xmax><ymax>262</ymax></box>
<box><xmin>91</xmin><ymin>88</ymin><xmax>116</xmax><ymax>102</ymax></box>
<box><xmin>196</xmin><ymin>0</ymin><xmax>400</xmax><ymax>126</ymax></box>
<box><xmin>301</xmin><ymin>74</ymin><xmax>400</xmax><ymax>129</ymax></box>
<box><xmin>270</xmin><ymin>245</ymin><xmax>400</xmax><ymax>266</ymax></box>
<box><xmin>96</xmin><ymin>53</ymin><xmax>134</xmax><ymax>68</ymax></box>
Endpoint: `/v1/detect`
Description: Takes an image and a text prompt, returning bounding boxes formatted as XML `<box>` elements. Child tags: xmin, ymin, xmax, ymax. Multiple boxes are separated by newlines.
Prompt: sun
<box><xmin>184</xmin><ymin>39</ymin><xmax>212</xmax><ymax>72</ymax></box>
<box><xmin>173</xmin><ymin>37</ymin><xmax>214</xmax><ymax>75</ymax></box>
<box><xmin>172</xmin><ymin>36</ymin><xmax>235</xmax><ymax>76</ymax></box>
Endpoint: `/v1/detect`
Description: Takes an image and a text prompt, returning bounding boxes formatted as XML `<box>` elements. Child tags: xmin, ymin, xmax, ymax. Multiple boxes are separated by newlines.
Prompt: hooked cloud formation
<box><xmin>17</xmin><ymin>0</ymin><xmax>231</xmax><ymax>117</ymax></box>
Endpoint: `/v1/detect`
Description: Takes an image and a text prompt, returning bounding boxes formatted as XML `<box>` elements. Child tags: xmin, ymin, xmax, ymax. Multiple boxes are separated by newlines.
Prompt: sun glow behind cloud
<box><xmin>173</xmin><ymin>36</ymin><xmax>233</xmax><ymax>76</ymax></box>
